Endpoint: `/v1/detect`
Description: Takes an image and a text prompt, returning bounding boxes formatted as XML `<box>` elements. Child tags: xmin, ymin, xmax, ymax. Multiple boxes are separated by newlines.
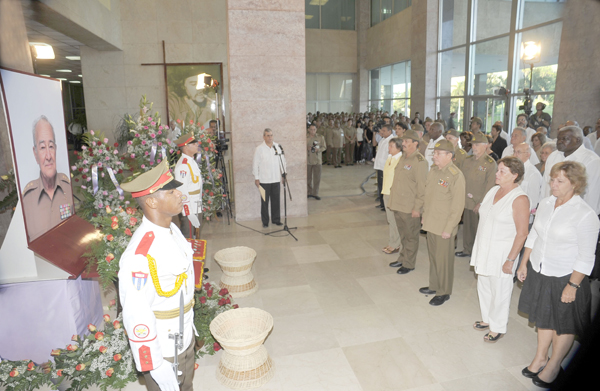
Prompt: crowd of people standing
<box><xmin>306</xmin><ymin>108</ymin><xmax>600</xmax><ymax>389</ymax></box>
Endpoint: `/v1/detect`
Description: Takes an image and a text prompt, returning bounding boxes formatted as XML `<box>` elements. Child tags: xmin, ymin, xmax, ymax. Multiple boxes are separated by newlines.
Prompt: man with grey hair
<box><xmin>501</xmin><ymin>127</ymin><xmax>540</xmax><ymax>164</ymax></box>
<box><xmin>252</xmin><ymin>128</ymin><xmax>285</xmax><ymax>228</ymax></box>
<box><xmin>22</xmin><ymin>115</ymin><xmax>73</xmax><ymax>241</ymax></box>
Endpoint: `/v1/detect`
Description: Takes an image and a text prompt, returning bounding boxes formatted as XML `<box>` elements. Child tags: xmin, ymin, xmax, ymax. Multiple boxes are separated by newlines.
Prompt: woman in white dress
<box><xmin>470</xmin><ymin>156</ymin><xmax>530</xmax><ymax>342</ymax></box>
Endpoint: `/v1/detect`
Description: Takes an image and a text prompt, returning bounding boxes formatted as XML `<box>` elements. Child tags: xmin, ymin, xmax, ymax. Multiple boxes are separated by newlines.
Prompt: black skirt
<box><xmin>518</xmin><ymin>263</ymin><xmax>591</xmax><ymax>336</ymax></box>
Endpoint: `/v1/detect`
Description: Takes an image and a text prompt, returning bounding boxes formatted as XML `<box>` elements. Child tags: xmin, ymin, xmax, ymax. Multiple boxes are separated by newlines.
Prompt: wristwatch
<box><xmin>567</xmin><ymin>281</ymin><xmax>581</xmax><ymax>289</ymax></box>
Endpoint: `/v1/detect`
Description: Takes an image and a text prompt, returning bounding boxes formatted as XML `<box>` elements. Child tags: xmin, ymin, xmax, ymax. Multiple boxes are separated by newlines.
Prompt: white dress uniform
<box><xmin>175</xmin><ymin>153</ymin><xmax>203</xmax><ymax>237</ymax></box>
<box><xmin>118</xmin><ymin>216</ymin><xmax>196</xmax><ymax>373</ymax></box>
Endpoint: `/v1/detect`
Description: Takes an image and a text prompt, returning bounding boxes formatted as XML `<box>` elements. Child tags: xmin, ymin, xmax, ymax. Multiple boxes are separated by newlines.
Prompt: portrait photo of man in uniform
<box><xmin>0</xmin><ymin>68</ymin><xmax>74</xmax><ymax>243</ymax></box>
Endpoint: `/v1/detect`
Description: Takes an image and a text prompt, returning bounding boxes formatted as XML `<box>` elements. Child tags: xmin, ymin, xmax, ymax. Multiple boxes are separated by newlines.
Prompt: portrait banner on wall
<box><xmin>0</xmin><ymin>68</ymin><xmax>74</xmax><ymax>243</ymax></box>
<box><xmin>166</xmin><ymin>63</ymin><xmax>223</xmax><ymax>136</ymax></box>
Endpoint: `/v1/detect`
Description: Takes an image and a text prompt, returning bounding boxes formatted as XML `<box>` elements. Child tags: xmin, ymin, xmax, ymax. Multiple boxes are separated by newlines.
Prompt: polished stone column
<box><xmin>356</xmin><ymin>0</ymin><xmax>370</xmax><ymax>112</ymax></box>
<box><xmin>410</xmin><ymin>0</ymin><xmax>438</xmax><ymax>118</ymax></box>
<box><xmin>552</xmin><ymin>0</ymin><xmax>600</xmax><ymax>138</ymax></box>
<box><xmin>227</xmin><ymin>0</ymin><xmax>307</xmax><ymax>221</ymax></box>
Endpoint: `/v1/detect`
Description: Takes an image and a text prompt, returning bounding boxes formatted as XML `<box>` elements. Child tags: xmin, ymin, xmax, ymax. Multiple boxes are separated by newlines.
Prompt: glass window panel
<box><xmin>516</xmin><ymin>22</ymin><xmax>562</xmax><ymax>93</ymax></box>
<box><xmin>392</xmin><ymin>62</ymin><xmax>407</xmax><ymax>99</ymax></box>
<box><xmin>341</xmin><ymin>0</ymin><xmax>356</xmax><ymax>30</ymax></box>
<box><xmin>317</xmin><ymin>101</ymin><xmax>330</xmax><ymax>113</ymax></box>
<box><xmin>406</xmin><ymin>61</ymin><xmax>411</xmax><ymax>97</ymax></box>
<box><xmin>440</xmin><ymin>0</ymin><xmax>468</xmax><ymax>50</ymax></box>
<box><xmin>438</xmin><ymin>98</ymin><xmax>465</xmax><ymax>132</ymax></box>
<box><xmin>520</xmin><ymin>0</ymin><xmax>565</xmax><ymax>30</ymax></box>
<box><xmin>380</xmin><ymin>65</ymin><xmax>392</xmax><ymax>100</ymax></box>
<box><xmin>439</xmin><ymin>47</ymin><xmax>466</xmax><ymax>97</ymax></box>
<box><xmin>306</xmin><ymin>74</ymin><xmax>318</xmax><ymax>101</ymax></box>
<box><xmin>321</xmin><ymin>0</ymin><xmax>342</xmax><ymax>30</ymax></box>
<box><xmin>472</xmin><ymin>36</ymin><xmax>509</xmax><ymax>95</ymax></box>
<box><xmin>371</xmin><ymin>0</ymin><xmax>381</xmax><ymax>26</ymax></box>
<box><xmin>330</xmin><ymin>74</ymin><xmax>354</xmax><ymax>101</ymax></box>
<box><xmin>330</xmin><ymin>101</ymin><xmax>353</xmax><ymax>113</ymax></box>
<box><xmin>393</xmin><ymin>0</ymin><xmax>411</xmax><ymax>15</ymax></box>
<box><xmin>392</xmin><ymin>99</ymin><xmax>410</xmax><ymax>116</ymax></box>
<box><xmin>305</xmin><ymin>0</ymin><xmax>320</xmax><ymax>29</ymax></box>
<box><xmin>317</xmin><ymin>74</ymin><xmax>330</xmax><ymax>100</ymax></box>
<box><xmin>370</xmin><ymin>69</ymin><xmax>380</xmax><ymax>101</ymax></box>
<box><xmin>306</xmin><ymin>101</ymin><xmax>318</xmax><ymax>113</ymax></box>
<box><xmin>471</xmin><ymin>98</ymin><xmax>506</xmax><ymax>133</ymax></box>
<box><xmin>381</xmin><ymin>0</ymin><xmax>393</xmax><ymax>21</ymax></box>
<box><xmin>474</xmin><ymin>0</ymin><xmax>512</xmax><ymax>41</ymax></box>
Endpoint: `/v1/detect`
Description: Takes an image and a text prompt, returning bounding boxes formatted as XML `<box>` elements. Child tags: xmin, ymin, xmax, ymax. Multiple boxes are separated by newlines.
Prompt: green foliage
<box><xmin>194</xmin><ymin>282</ymin><xmax>237</xmax><ymax>358</ymax></box>
<box><xmin>0</xmin><ymin>360</ymin><xmax>53</xmax><ymax>391</ymax></box>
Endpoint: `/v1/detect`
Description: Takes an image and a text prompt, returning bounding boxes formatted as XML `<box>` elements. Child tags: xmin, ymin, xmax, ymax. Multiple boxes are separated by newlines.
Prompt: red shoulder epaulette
<box><xmin>135</xmin><ymin>232</ymin><xmax>155</xmax><ymax>256</ymax></box>
<box><xmin>182</xmin><ymin>158</ymin><xmax>188</xmax><ymax>164</ymax></box>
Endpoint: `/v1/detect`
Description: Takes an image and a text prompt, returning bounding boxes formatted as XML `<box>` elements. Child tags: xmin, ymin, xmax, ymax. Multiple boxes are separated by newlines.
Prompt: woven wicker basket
<box><xmin>210</xmin><ymin>308</ymin><xmax>273</xmax><ymax>356</ymax></box>
<box><xmin>216</xmin><ymin>345</ymin><xmax>275</xmax><ymax>390</ymax></box>
<box><xmin>214</xmin><ymin>246</ymin><xmax>257</xmax><ymax>277</ymax></box>
<box><xmin>220</xmin><ymin>272</ymin><xmax>259</xmax><ymax>299</ymax></box>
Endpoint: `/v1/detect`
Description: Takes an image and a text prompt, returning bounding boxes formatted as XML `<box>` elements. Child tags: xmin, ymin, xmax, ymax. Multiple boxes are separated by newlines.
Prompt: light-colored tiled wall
<box><xmin>306</xmin><ymin>29</ymin><xmax>358</xmax><ymax>74</ymax></box>
<box><xmin>81</xmin><ymin>0</ymin><xmax>229</xmax><ymax>143</ymax></box>
<box><xmin>365</xmin><ymin>7</ymin><xmax>412</xmax><ymax>71</ymax></box>
<box><xmin>228</xmin><ymin>0</ymin><xmax>307</xmax><ymax>221</ymax></box>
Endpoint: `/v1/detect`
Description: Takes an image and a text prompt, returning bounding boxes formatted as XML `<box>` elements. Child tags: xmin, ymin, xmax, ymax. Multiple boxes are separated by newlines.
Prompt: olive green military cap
<box><xmin>401</xmin><ymin>129</ymin><xmax>421</xmax><ymax>141</ymax></box>
<box><xmin>433</xmin><ymin>139</ymin><xmax>455</xmax><ymax>153</ymax></box>
<box><xmin>471</xmin><ymin>131</ymin><xmax>489</xmax><ymax>144</ymax></box>
<box><xmin>444</xmin><ymin>129</ymin><xmax>459</xmax><ymax>138</ymax></box>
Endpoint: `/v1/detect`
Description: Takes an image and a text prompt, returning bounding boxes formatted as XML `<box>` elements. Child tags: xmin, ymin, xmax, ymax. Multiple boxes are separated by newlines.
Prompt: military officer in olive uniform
<box><xmin>420</xmin><ymin>139</ymin><xmax>466</xmax><ymax>306</ymax></box>
<box><xmin>343</xmin><ymin>118</ymin><xmax>356</xmax><ymax>166</ymax></box>
<box><xmin>455</xmin><ymin>132</ymin><xmax>497</xmax><ymax>258</ymax></box>
<box><xmin>325</xmin><ymin>119</ymin><xmax>335</xmax><ymax>165</ymax></box>
<box><xmin>23</xmin><ymin>115</ymin><xmax>73</xmax><ymax>241</ymax></box>
<box><xmin>174</xmin><ymin>133</ymin><xmax>202</xmax><ymax>239</ymax></box>
<box><xmin>331</xmin><ymin>120</ymin><xmax>345</xmax><ymax>168</ymax></box>
<box><xmin>119</xmin><ymin>161</ymin><xmax>198</xmax><ymax>391</ymax></box>
<box><xmin>307</xmin><ymin>124</ymin><xmax>326</xmax><ymax>200</ymax></box>
<box><xmin>388</xmin><ymin>129</ymin><xmax>429</xmax><ymax>274</ymax></box>
<box><xmin>444</xmin><ymin>129</ymin><xmax>468</xmax><ymax>170</ymax></box>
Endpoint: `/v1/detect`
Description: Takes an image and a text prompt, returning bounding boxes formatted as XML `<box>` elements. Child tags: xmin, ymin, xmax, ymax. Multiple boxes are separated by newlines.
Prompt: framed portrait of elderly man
<box><xmin>166</xmin><ymin>63</ymin><xmax>223</xmax><ymax>135</ymax></box>
<box><xmin>0</xmin><ymin>68</ymin><xmax>74</xmax><ymax>243</ymax></box>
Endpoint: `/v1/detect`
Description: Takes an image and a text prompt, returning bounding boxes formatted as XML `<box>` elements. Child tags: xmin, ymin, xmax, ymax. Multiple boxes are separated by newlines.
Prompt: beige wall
<box><xmin>81</xmin><ymin>0</ymin><xmax>228</xmax><ymax>142</ymax></box>
<box><xmin>365</xmin><ymin>7</ymin><xmax>412</xmax><ymax>71</ymax></box>
<box><xmin>306</xmin><ymin>29</ymin><xmax>357</xmax><ymax>74</ymax></box>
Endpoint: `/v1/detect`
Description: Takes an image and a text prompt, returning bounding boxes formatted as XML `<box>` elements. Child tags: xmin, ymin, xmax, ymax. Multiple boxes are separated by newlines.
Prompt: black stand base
<box><xmin>268</xmin><ymin>224</ymin><xmax>298</xmax><ymax>241</ymax></box>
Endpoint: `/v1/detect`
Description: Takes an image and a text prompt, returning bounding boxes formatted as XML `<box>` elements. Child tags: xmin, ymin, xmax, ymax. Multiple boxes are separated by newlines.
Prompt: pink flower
<box><xmin>103</xmin><ymin>138</ymin><xmax>109</xmax><ymax>144</ymax></box>
<box><xmin>113</xmin><ymin>150</ymin><xmax>118</xmax><ymax>154</ymax></box>
<box><xmin>71</xmin><ymin>165</ymin><xmax>77</xmax><ymax>171</ymax></box>
<box><xmin>150</xmin><ymin>133</ymin><xmax>156</xmax><ymax>138</ymax></box>
<box><xmin>141</xmin><ymin>164</ymin><xmax>146</xmax><ymax>169</ymax></box>
<box><xmin>135</xmin><ymin>133</ymin><xmax>140</xmax><ymax>137</ymax></box>
<box><xmin>157</xmin><ymin>130</ymin><xmax>162</xmax><ymax>135</ymax></box>
<box><xmin>144</xmin><ymin>126</ymin><xmax>148</xmax><ymax>130</ymax></box>
<box><xmin>90</xmin><ymin>130</ymin><xmax>95</xmax><ymax>135</ymax></box>
<box><xmin>127</xmin><ymin>140</ymin><xmax>133</xmax><ymax>145</ymax></box>
<box><xmin>98</xmin><ymin>162</ymin><xmax>103</xmax><ymax>167</ymax></box>
<box><xmin>142</xmin><ymin>140</ymin><xmax>146</xmax><ymax>145</ymax></box>
<box><xmin>82</xmin><ymin>145</ymin><xmax>87</xmax><ymax>150</ymax></box>
<box><xmin>151</xmin><ymin>121</ymin><xmax>156</xmax><ymax>126</ymax></box>
<box><xmin>148</xmin><ymin>117</ymin><xmax>152</xmax><ymax>121</ymax></box>
<box><xmin>131</xmin><ymin>154</ymin><xmax>136</xmax><ymax>158</ymax></box>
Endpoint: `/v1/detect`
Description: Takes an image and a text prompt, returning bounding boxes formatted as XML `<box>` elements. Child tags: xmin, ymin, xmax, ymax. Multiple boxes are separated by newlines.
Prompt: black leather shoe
<box><xmin>389</xmin><ymin>261</ymin><xmax>403</xmax><ymax>267</ymax></box>
<box><xmin>522</xmin><ymin>365</ymin><xmax>545</xmax><ymax>379</ymax></box>
<box><xmin>273</xmin><ymin>222</ymin><xmax>283</xmax><ymax>226</ymax></box>
<box><xmin>263</xmin><ymin>224</ymin><xmax>268</xmax><ymax>228</ymax></box>
<box><xmin>531</xmin><ymin>367</ymin><xmax>563</xmax><ymax>388</ymax></box>
<box><xmin>314</xmin><ymin>196</ymin><xmax>321</xmax><ymax>200</ymax></box>
<box><xmin>307</xmin><ymin>195</ymin><xmax>312</xmax><ymax>198</ymax></box>
<box><xmin>419</xmin><ymin>229</ymin><xmax>427</xmax><ymax>235</ymax></box>
<box><xmin>455</xmin><ymin>251</ymin><xmax>470</xmax><ymax>257</ymax></box>
<box><xmin>429</xmin><ymin>295</ymin><xmax>450</xmax><ymax>306</ymax></box>
<box><xmin>397</xmin><ymin>267</ymin><xmax>413</xmax><ymax>274</ymax></box>
<box><xmin>419</xmin><ymin>287</ymin><xmax>436</xmax><ymax>295</ymax></box>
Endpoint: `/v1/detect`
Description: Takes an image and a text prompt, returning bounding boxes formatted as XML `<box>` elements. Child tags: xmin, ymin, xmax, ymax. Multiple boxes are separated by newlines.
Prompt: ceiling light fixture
<box><xmin>69</xmin><ymin>80</ymin><xmax>81</xmax><ymax>84</ymax></box>
<box><xmin>57</xmin><ymin>78</ymin><xmax>67</xmax><ymax>81</ymax></box>
<box><xmin>29</xmin><ymin>43</ymin><xmax>55</xmax><ymax>59</ymax></box>
<box><xmin>66</xmin><ymin>56</ymin><xmax>81</xmax><ymax>61</ymax></box>
<box><xmin>56</xmin><ymin>69</ymin><xmax>72</xmax><ymax>73</ymax></box>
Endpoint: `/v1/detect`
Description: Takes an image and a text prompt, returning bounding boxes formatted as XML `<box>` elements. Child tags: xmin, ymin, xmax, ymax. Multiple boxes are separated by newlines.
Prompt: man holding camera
<box><xmin>307</xmin><ymin>124</ymin><xmax>326</xmax><ymax>200</ymax></box>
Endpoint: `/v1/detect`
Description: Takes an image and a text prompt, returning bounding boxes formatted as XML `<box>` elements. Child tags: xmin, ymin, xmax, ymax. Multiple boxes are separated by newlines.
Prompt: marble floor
<box><xmin>105</xmin><ymin>163</ymin><xmax>596</xmax><ymax>391</ymax></box>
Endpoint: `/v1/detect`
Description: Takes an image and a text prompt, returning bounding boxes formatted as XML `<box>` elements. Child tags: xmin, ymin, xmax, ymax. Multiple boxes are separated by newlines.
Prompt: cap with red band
<box><xmin>121</xmin><ymin>161</ymin><xmax>183</xmax><ymax>198</ymax></box>
<box><xmin>174</xmin><ymin>133</ymin><xmax>196</xmax><ymax>147</ymax></box>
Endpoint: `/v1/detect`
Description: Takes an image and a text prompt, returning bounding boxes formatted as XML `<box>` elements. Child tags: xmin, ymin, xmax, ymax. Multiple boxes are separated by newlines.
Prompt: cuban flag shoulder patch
<box><xmin>132</xmin><ymin>271</ymin><xmax>148</xmax><ymax>291</ymax></box>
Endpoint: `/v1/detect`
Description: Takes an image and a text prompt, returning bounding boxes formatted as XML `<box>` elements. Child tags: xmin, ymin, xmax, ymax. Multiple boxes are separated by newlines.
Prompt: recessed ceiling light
<box><xmin>56</xmin><ymin>69</ymin><xmax>72</xmax><ymax>72</ymax></box>
<box><xmin>57</xmin><ymin>78</ymin><xmax>68</xmax><ymax>81</ymax></box>
<box><xmin>29</xmin><ymin>43</ymin><xmax>55</xmax><ymax>59</ymax></box>
<box><xmin>78</xmin><ymin>74</ymin><xmax>83</xmax><ymax>77</ymax></box>
<box><xmin>69</xmin><ymin>80</ymin><xmax>81</xmax><ymax>84</ymax></box>
<box><xmin>40</xmin><ymin>74</ymin><xmax>51</xmax><ymax>77</ymax></box>
<box><xmin>66</xmin><ymin>56</ymin><xmax>81</xmax><ymax>60</ymax></box>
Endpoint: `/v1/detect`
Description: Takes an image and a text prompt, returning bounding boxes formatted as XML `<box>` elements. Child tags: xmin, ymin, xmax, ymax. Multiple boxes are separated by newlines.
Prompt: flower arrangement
<box><xmin>194</xmin><ymin>281</ymin><xmax>237</xmax><ymax>357</ymax></box>
<box><xmin>0</xmin><ymin>169</ymin><xmax>18</xmax><ymax>215</ymax></box>
<box><xmin>50</xmin><ymin>314</ymin><xmax>137</xmax><ymax>391</ymax></box>
<box><xmin>0</xmin><ymin>359</ymin><xmax>53</xmax><ymax>391</ymax></box>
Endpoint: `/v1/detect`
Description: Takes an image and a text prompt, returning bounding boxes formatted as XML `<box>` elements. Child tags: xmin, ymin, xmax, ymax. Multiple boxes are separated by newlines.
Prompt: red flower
<box><xmin>9</xmin><ymin>369</ymin><xmax>19</xmax><ymax>377</ymax></box>
<box><xmin>113</xmin><ymin>320</ymin><xmax>121</xmax><ymax>329</ymax></box>
<box><xmin>106</xmin><ymin>368</ymin><xmax>114</xmax><ymax>377</ymax></box>
<box><xmin>67</xmin><ymin>344</ymin><xmax>78</xmax><ymax>351</ymax></box>
<box><xmin>95</xmin><ymin>331</ymin><xmax>104</xmax><ymax>340</ymax></box>
<box><xmin>103</xmin><ymin>314</ymin><xmax>111</xmax><ymax>322</ymax></box>
<box><xmin>56</xmin><ymin>369</ymin><xmax>63</xmax><ymax>377</ymax></box>
<box><xmin>27</xmin><ymin>362</ymin><xmax>35</xmax><ymax>371</ymax></box>
<box><xmin>176</xmin><ymin>119</ymin><xmax>181</xmax><ymax>123</ymax></box>
<box><xmin>88</xmin><ymin>324</ymin><xmax>97</xmax><ymax>332</ymax></box>
<box><xmin>189</xmin><ymin>120</ymin><xmax>194</xmax><ymax>124</ymax></box>
<box><xmin>233</xmin><ymin>304</ymin><xmax>239</xmax><ymax>309</ymax></box>
<box><xmin>126</xmin><ymin>207</ymin><xmax>135</xmax><ymax>215</ymax></box>
<box><xmin>106</xmin><ymin>234</ymin><xmax>114</xmax><ymax>241</ymax></box>
<box><xmin>111</xmin><ymin>221</ymin><xmax>119</xmax><ymax>230</ymax></box>
<box><xmin>225</xmin><ymin>298</ymin><xmax>231</xmax><ymax>305</ymax></box>
<box><xmin>209</xmin><ymin>192</ymin><xmax>214</xmax><ymax>196</ymax></box>
<box><xmin>207</xmin><ymin>289</ymin><xmax>213</xmax><ymax>297</ymax></box>
<box><xmin>199</xmin><ymin>296</ymin><xmax>207</xmax><ymax>304</ymax></box>
<box><xmin>219</xmin><ymin>288</ymin><xmax>229</xmax><ymax>296</ymax></box>
<box><xmin>106</xmin><ymin>253</ymin><xmax>114</xmax><ymax>263</ymax></box>
<box><xmin>111</xmin><ymin>216</ymin><xmax>118</xmax><ymax>223</ymax></box>
<box><xmin>113</xmin><ymin>354</ymin><xmax>122</xmax><ymax>362</ymax></box>
<box><xmin>218</xmin><ymin>298</ymin><xmax>226</xmax><ymax>306</ymax></box>
<box><xmin>129</xmin><ymin>217</ymin><xmax>138</xmax><ymax>226</ymax></box>
<box><xmin>213</xmin><ymin>342</ymin><xmax>221</xmax><ymax>351</ymax></box>
<box><xmin>194</xmin><ymin>363</ymin><xmax>199</xmax><ymax>370</ymax></box>
<box><xmin>114</xmin><ymin>142</ymin><xmax>119</xmax><ymax>147</ymax></box>
<box><xmin>125</xmin><ymin>228</ymin><xmax>132</xmax><ymax>236</ymax></box>
<box><xmin>51</xmin><ymin>349</ymin><xmax>61</xmax><ymax>356</ymax></box>
<box><xmin>76</xmin><ymin>364</ymin><xmax>86</xmax><ymax>371</ymax></box>
<box><xmin>99</xmin><ymin>346</ymin><xmax>108</xmax><ymax>353</ymax></box>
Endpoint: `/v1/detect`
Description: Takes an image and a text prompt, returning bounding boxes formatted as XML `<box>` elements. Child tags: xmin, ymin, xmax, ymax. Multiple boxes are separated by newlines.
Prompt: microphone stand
<box><xmin>269</xmin><ymin>144</ymin><xmax>298</xmax><ymax>241</ymax></box>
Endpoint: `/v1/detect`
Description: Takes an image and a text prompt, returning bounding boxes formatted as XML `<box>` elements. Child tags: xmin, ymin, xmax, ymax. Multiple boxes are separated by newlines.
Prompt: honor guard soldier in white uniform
<box><xmin>174</xmin><ymin>133</ymin><xmax>202</xmax><ymax>239</ymax></box>
<box><xmin>119</xmin><ymin>161</ymin><xmax>199</xmax><ymax>391</ymax></box>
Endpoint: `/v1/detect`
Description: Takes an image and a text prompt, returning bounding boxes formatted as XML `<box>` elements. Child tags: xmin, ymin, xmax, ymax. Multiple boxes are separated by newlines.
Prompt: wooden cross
<box><xmin>141</xmin><ymin>41</ymin><xmax>171</xmax><ymax>122</ymax></box>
